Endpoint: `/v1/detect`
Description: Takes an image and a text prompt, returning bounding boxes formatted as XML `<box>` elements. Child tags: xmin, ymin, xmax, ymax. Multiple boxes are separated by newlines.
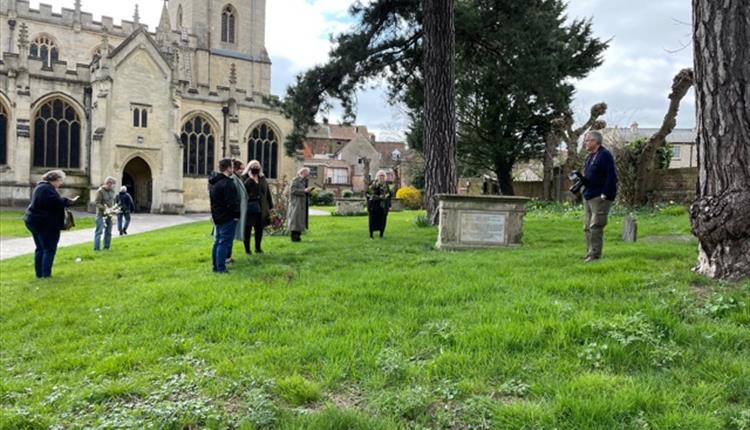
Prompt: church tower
<box><xmin>168</xmin><ymin>0</ymin><xmax>267</xmax><ymax>60</ymax></box>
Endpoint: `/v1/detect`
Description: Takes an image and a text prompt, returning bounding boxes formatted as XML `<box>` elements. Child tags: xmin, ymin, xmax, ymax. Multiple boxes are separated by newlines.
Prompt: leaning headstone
<box><xmin>622</xmin><ymin>214</ymin><xmax>637</xmax><ymax>242</ymax></box>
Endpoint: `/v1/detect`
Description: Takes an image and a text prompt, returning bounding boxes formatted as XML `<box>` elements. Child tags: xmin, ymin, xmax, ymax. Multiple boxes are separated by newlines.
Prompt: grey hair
<box><xmin>297</xmin><ymin>167</ymin><xmax>310</xmax><ymax>176</ymax></box>
<box><xmin>105</xmin><ymin>176</ymin><xmax>117</xmax><ymax>184</ymax></box>
<box><xmin>248</xmin><ymin>159</ymin><xmax>262</xmax><ymax>170</ymax></box>
<box><xmin>120</xmin><ymin>186</ymin><xmax>128</xmax><ymax>192</ymax></box>
<box><xmin>375</xmin><ymin>170</ymin><xmax>387</xmax><ymax>178</ymax></box>
<box><xmin>42</xmin><ymin>170</ymin><xmax>66</xmax><ymax>182</ymax></box>
<box><xmin>586</xmin><ymin>130</ymin><xmax>604</xmax><ymax>146</ymax></box>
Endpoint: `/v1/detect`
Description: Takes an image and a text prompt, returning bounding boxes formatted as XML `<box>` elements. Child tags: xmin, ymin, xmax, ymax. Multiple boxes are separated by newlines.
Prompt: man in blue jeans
<box><xmin>209</xmin><ymin>158</ymin><xmax>240</xmax><ymax>273</ymax></box>
<box><xmin>94</xmin><ymin>176</ymin><xmax>117</xmax><ymax>251</ymax></box>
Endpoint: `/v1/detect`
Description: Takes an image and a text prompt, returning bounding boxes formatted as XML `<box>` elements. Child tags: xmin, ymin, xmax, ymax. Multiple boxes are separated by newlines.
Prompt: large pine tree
<box><xmin>689</xmin><ymin>0</ymin><xmax>750</xmax><ymax>281</ymax></box>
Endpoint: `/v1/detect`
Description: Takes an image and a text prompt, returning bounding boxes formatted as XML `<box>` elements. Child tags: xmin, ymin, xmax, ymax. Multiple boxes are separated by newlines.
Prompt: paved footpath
<box><xmin>0</xmin><ymin>208</ymin><xmax>331</xmax><ymax>261</ymax></box>
<box><xmin>0</xmin><ymin>212</ymin><xmax>209</xmax><ymax>261</ymax></box>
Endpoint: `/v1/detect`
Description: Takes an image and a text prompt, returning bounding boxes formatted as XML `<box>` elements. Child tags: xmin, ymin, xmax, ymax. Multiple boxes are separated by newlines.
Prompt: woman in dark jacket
<box><xmin>366</xmin><ymin>170</ymin><xmax>392</xmax><ymax>239</ymax></box>
<box><xmin>24</xmin><ymin>170</ymin><xmax>79</xmax><ymax>278</ymax></box>
<box><xmin>241</xmin><ymin>160</ymin><xmax>274</xmax><ymax>254</ymax></box>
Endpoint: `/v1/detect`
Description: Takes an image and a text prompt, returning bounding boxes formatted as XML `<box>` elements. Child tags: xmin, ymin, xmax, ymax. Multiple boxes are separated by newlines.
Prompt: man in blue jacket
<box><xmin>581</xmin><ymin>130</ymin><xmax>618</xmax><ymax>262</ymax></box>
<box><xmin>208</xmin><ymin>158</ymin><xmax>240</xmax><ymax>273</ymax></box>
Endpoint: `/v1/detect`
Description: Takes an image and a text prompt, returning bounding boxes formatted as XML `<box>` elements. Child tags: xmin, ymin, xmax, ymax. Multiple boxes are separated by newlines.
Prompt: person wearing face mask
<box><xmin>241</xmin><ymin>160</ymin><xmax>274</xmax><ymax>253</ymax></box>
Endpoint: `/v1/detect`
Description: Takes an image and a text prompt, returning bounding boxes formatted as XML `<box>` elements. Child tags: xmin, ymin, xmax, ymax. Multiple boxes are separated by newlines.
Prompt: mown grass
<box><xmin>0</xmin><ymin>210</ymin><xmax>96</xmax><ymax>238</ymax></box>
<box><xmin>0</xmin><ymin>206</ymin><xmax>748</xmax><ymax>429</ymax></box>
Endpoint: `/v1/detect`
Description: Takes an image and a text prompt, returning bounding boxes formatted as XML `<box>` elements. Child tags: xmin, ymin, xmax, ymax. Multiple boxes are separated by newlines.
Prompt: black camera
<box><xmin>568</xmin><ymin>170</ymin><xmax>585</xmax><ymax>194</ymax></box>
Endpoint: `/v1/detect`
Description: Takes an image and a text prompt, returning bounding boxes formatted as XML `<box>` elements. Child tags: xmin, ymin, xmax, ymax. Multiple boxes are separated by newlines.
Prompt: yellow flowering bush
<box><xmin>396</xmin><ymin>186</ymin><xmax>423</xmax><ymax>209</ymax></box>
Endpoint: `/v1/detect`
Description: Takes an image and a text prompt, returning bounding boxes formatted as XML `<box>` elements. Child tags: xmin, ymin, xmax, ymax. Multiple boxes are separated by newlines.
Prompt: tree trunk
<box><xmin>423</xmin><ymin>0</ymin><xmax>457</xmax><ymax>224</ymax></box>
<box><xmin>561</xmin><ymin>103</ymin><xmax>607</xmax><ymax>175</ymax></box>
<box><xmin>690</xmin><ymin>0</ymin><xmax>750</xmax><ymax>281</ymax></box>
<box><xmin>543</xmin><ymin>118</ymin><xmax>566</xmax><ymax>200</ymax></box>
<box><xmin>495</xmin><ymin>166</ymin><xmax>514</xmax><ymax>196</ymax></box>
<box><xmin>634</xmin><ymin>68</ymin><xmax>694</xmax><ymax>206</ymax></box>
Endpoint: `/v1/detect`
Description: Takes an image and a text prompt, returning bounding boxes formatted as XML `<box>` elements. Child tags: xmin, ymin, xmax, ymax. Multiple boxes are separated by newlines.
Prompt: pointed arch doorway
<box><xmin>122</xmin><ymin>157</ymin><xmax>153</xmax><ymax>212</ymax></box>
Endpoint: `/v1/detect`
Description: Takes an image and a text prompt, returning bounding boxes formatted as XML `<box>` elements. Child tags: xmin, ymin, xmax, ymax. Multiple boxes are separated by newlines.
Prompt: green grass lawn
<box><xmin>0</xmin><ymin>206</ymin><xmax>748</xmax><ymax>429</ymax></box>
<box><xmin>0</xmin><ymin>210</ymin><xmax>96</xmax><ymax>238</ymax></box>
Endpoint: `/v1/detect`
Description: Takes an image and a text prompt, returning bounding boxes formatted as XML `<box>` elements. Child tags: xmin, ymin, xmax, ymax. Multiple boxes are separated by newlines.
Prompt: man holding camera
<box><xmin>573</xmin><ymin>131</ymin><xmax>618</xmax><ymax>262</ymax></box>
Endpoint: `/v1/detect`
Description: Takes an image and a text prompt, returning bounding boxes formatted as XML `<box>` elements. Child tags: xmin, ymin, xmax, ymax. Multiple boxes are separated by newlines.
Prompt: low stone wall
<box><xmin>653</xmin><ymin>167</ymin><xmax>697</xmax><ymax>204</ymax></box>
<box><xmin>436</xmin><ymin>194</ymin><xmax>529</xmax><ymax>250</ymax></box>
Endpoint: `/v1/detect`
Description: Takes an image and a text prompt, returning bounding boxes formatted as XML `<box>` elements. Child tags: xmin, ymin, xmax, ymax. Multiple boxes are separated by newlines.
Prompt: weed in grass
<box><xmin>497</xmin><ymin>379</ymin><xmax>530</xmax><ymax>398</ymax></box>
<box><xmin>413</xmin><ymin>213</ymin><xmax>432</xmax><ymax>227</ymax></box>
<box><xmin>276</xmin><ymin>375</ymin><xmax>322</xmax><ymax>407</ymax></box>
<box><xmin>728</xmin><ymin>408</ymin><xmax>750</xmax><ymax>430</ymax></box>
<box><xmin>579</xmin><ymin>342</ymin><xmax>608</xmax><ymax>369</ymax></box>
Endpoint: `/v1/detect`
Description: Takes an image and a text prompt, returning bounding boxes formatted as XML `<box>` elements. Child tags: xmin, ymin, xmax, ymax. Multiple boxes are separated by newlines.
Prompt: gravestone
<box><xmin>335</xmin><ymin>198</ymin><xmax>366</xmax><ymax>215</ymax></box>
<box><xmin>436</xmin><ymin>195</ymin><xmax>530</xmax><ymax>249</ymax></box>
<box><xmin>622</xmin><ymin>214</ymin><xmax>637</xmax><ymax>242</ymax></box>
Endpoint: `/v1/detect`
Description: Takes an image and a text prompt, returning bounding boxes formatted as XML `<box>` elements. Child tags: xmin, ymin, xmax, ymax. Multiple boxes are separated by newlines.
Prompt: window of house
<box><xmin>221</xmin><ymin>6</ymin><xmax>236</xmax><ymax>44</ymax></box>
<box><xmin>332</xmin><ymin>168</ymin><xmax>348</xmax><ymax>184</ymax></box>
<box><xmin>672</xmin><ymin>145</ymin><xmax>681</xmax><ymax>160</ymax></box>
<box><xmin>308</xmin><ymin>166</ymin><xmax>318</xmax><ymax>177</ymax></box>
<box><xmin>33</xmin><ymin>98</ymin><xmax>81</xmax><ymax>169</ymax></box>
<box><xmin>0</xmin><ymin>104</ymin><xmax>7</xmax><ymax>165</ymax></box>
<box><xmin>181</xmin><ymin>116</ymin><xmax>216</xmax><ymax>176</ymax></box>
<box><xmin>30</xmin><ymin>36</ymin><xmax>59</xmax><ymax>68</ymax></box>
<box><xmin>247</xmin><ymin>123</ymin><xmax>279</xmax><ymax>179</ymax></box>
<box><xmin>177</xmin><ymin>5</ymin><xmax>183</xmax><ymax>27</ymax></box>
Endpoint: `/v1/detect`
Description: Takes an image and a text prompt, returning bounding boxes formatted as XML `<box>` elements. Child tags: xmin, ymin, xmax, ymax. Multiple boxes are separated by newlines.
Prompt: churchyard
<box><xmin>1</xmin><ymin>205</ymin><xmax>748</xmax><ymax>428</ymax></box>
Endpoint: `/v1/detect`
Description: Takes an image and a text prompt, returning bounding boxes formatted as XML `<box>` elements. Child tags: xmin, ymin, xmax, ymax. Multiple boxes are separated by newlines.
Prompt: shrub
<box><xmin>312</xmin><ymin>190</ymin><xmax>335</xmax><ymax>206</ymax></box>
<box><xmin>413</xmin><ymin>213</ymin><xmax>432</xmax><ymax>228</ymax></box>
<box><xmin>342</xmin><ymin>189</ymin><xmax>354</xmax><ymax>198</ymax></box>
<box><xmin>611</xmin><ymin>137</ymin><xmax>672</xmax><ymax>207</ymax></box>
<box><xmin>396</xmin><ymin>186</ymin><xmax>423</xmax><ymax>209</ymax></box>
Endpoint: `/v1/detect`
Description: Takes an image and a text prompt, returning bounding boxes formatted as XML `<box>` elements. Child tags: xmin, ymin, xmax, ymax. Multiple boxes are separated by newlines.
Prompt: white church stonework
<box><xmin>0</xmin><ymin>0</ymin><xmax>295</xmax><ymax>213</ymax></box>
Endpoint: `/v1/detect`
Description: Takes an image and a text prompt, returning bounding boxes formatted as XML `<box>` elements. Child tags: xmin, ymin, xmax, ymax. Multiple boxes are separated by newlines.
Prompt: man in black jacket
<box><xmin>581</xmin><ymin>130</ymin><xmax>618</xmax><ymax>262</ymax></box>
<box><xmin>115</xmin><ymin>186</ymin><xmax>136</xmax><ymax>236</ymax></box>
<box><xmin>209</xmin><ymin>158</ymin><xmax>240</xmax><ymax>273</ymax></box>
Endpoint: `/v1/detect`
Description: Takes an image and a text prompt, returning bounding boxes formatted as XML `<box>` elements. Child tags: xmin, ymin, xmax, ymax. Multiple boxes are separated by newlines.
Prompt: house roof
<box><xmin>373</xmin><ymin>141</ymin><xmax>406</xmax><ymax>161</ymax></box>
<box><xmin>307</xmin><ymin>124</ymin><xmax>373</xmax><ymax>141</ymax></box>
<box><xmin>602</xmin><ymin>127</ymin><xmax>696</xmax><ymax>144</ymax></box>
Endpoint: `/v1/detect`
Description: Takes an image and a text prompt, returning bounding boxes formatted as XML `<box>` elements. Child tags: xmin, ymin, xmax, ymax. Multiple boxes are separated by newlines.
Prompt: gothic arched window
<box><xmin>181</xmin><ymin>116</ymin><xmax>216</xmax><ymax>176</ymax></box>
<box><xmin>30</xmin><ymin>36</ymin><xmax>59</xmax><ymax>68</ymax></box>
<box><xmin>247</xmin><ymin>123</ymin><xmax>279</xmax><ymax>179</ymax></box>
<box><xmin>0</xmin><ymin>104</ymin><xmax>7</xmax><ymax>165</ymax></box>
<box><xmin>221</xmin><ymin>6</ymin><xmax>236</xmax><ymax>44</ymax></box>
<box><xmin>33</xmin><ymin>98</ymin><xmax>81</xmax><ymax>169</ymax></box>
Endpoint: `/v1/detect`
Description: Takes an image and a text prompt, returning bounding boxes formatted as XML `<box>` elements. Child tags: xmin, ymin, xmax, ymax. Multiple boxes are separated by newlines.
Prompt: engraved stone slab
<box><xmin>436</xmin><ymin>194</ymin><xmax>529</xmax><ymax>250</ymax></box>
<box><xmin>459</xmin><ymin>211</ymin><xmax>506</xmax><ymax>244</ymax></box>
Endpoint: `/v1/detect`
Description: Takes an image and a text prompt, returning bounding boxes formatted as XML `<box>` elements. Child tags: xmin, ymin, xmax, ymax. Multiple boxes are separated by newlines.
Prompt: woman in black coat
<box><xmin>366</xmin><ymin>170</ymin><xmax>392</xmax><ymax>239</ymax></box>
<box><xmin>241</xmin><ymin>160</ymin><xmax>274</xmax><ymax>254</ymax></box>
<box><xmin>24</xmin><ymin>170</ymin><xmax>79</xmax><ymax>278</ymax></box>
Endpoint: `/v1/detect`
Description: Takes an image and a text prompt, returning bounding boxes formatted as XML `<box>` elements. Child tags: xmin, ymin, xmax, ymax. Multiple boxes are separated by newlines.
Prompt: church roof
<box><xmin>105</xmin><ymin>27</ymin><xmax>171</xmax><ymax>68</ymax></box>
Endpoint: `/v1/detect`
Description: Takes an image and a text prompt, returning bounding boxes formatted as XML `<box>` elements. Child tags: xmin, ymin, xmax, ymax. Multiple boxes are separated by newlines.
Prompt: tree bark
<box><xmin>561</xmin><ymin>103</ymin><xmax>607</xmax><ymax>174</ymax></box>
<box><xmin>543</xmin><ymin>118</ymin><xmax>566</xmax><ymax>200</ymax></box>
<box><xmin>423</xmin><ymin>0</ymin><xmax>457</xmax><ymax>224</ymax></box>
<box><xmin>495</xmin><ymin>164</ymin><xmax>514</xmax><ymax>196</ymax></box>
<box><xmin>690</xmin><ymin>0</ymin><xmax>750</xmax><ymax>281</ymax></box>
<box><xmin>634</xmin><ymin>68</ymin><xmax>694</xmax><ymax>206</ymax></box>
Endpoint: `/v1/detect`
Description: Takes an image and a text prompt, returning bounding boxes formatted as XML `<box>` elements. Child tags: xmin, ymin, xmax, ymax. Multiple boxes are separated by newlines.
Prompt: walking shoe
<box><xmin>584</xmin><ymin>256</ymin><xmax>599</xmax><ymax>263</ymax></box>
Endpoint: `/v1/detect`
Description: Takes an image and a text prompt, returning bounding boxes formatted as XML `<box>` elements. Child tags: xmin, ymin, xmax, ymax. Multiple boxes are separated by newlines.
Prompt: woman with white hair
<box><xmin>366</xmin><ymin>170</ymin><xmax>392</xmax><ymax>239</ymax></box>
<box><xmin>24</xmin><ymin>170</ymin><xmax>79</xmax><ymax>278</ymax></box>
<box><xmin>115</xmin><ymin>186</ymin><xmax>135</xmax><ymax>235</ymax></box>
<box><xmin>241</xmin><ymin>159</ymin><xmax>274</xmax><ymax>253</ymax></box>
<box><xmin>287</xmin><ymin>167</ymin><xmax>314</xmax><ymax>242</ymax></box>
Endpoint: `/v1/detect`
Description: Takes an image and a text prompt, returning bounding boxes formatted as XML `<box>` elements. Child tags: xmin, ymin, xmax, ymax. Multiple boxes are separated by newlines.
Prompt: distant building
<box><xmin>302</xmin><ymin>124</ymin><xmax>407</xmax><ymax>193</ymax></box>
<box><xmin>601</xmin><ymin>123</ymin><xmax>697</xmax><ymax>169</ymax></box>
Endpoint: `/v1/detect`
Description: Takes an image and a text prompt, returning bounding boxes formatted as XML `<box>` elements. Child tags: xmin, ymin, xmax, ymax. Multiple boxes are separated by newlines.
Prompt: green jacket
<box><xmin>95</xmin><ymin>186</ymin><xmax>116</xmax><ymax>217</ymax></box>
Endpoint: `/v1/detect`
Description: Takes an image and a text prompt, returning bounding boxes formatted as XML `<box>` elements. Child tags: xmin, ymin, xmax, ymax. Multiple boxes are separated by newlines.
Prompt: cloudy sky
<box><xmin>27</xmin><ymin>0</ymin><xmax>695</xmax><ymax>139</ymax></box>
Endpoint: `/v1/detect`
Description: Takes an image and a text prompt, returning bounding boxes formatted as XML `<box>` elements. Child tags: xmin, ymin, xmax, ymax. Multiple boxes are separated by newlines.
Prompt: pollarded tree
<box><xmin>689</xmin><ymin>0</ymin><xmax>750</xmax><ymax>281</ymax></box>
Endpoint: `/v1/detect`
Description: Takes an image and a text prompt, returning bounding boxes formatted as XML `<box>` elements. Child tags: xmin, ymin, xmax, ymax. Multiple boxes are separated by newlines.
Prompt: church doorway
<box><xmin>122</xmin><ymin>157</ymin><xmax>153</xmax><ymax>212</ymax></box>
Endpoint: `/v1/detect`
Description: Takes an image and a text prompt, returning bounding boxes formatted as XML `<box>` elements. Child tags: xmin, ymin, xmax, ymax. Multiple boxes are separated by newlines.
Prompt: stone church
<box><xmin>0</xmin><ymin>0</ymin><xmax>296</xmax><ymax>213</ymax></box>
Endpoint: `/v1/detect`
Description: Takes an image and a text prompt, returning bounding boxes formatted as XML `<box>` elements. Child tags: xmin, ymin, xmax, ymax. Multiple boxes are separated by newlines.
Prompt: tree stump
<box><xmin>622</xmin><ymin>215</ymin><xmax>637</xmax><ymax>242</ymax></box>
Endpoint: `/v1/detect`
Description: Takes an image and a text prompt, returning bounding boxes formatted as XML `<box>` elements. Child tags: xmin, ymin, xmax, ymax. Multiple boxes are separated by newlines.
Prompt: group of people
<box><xmin>22</xmin><ymin>131</ymin><xmax>617</xmax><ymax>278</ymax></box>
<box><xmin>208</xmin><ymin>158</ymin><xmax>275</xmax><ymax>273</ymax></box>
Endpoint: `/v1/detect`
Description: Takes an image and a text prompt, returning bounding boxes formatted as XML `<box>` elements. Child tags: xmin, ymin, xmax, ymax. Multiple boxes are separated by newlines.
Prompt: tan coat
<box><xmin>287</xmin><ymin>175</ymin><xmax>309</xmax><ymax>232</ymax></box>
